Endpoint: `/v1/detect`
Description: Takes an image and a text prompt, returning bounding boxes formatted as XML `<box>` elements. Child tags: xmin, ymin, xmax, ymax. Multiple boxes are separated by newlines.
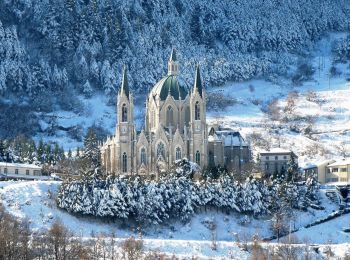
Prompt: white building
<box><xmin>259</xmin><ymin>148</ymin><xmax>298</xmax><ymax>176</ymax></box>
<box><xmin>326</xmin><ymin>159</ymin><xmax>350</xmax><ymax>183</ymax></box>
<box><xmin>0</xmin><ymin>162</ymin><xmax>42</xmax><ymax>178</ymax></box>
<box><xmin>302</xmin><ymin>160</ymin><xmax>335</xmax><ymax>184</ymax></box>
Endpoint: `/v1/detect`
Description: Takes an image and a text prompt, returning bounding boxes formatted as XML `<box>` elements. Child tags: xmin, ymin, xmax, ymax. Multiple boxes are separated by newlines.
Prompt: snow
<box><xmin>328</xmin><ymin>159</ymin><xmax>350</xmax><ymax>167</ymax></box>
<box><xmin>0</xmin><ymin>180</ymin><xmax>348</xmax><ymax>258</ymax></box>
<box><xmin>292</xmin><ymin>214</ymin><xmax>350</xmax><ymax>244</ymax></box>
<box><xmin>0</xmin><ymin>162</ymin><xmax>41</xmax><ymax>169</ymax></box>
<box><xmin>259</xmin><ymin>148</ymin><xmax>293</xmax><ymax>154</ymax></box>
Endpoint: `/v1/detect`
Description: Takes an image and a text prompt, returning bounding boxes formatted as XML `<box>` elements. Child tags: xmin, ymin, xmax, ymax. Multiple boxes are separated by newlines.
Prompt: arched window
<box><xmin>195</xmin><ymin>101</ymin><xmax>200</xmax><ymax>120</ymax></box>
<box><xmin>166</xmin><ymin>106</ymin><xmax>174</xmax><ymax>127</ymax></box>
<box><xmin>175</xmin><ymin>147</ymin><xmax>181</xmax><ymax>160</ymax></box>
<box><xmin>185</xmin><ymin>106</ymin><xmax>190</xmax><ymax>125</ymax></box>
<box><xmin>157</xmin><ymin>142</ymin><xmax>165</xmax><ymax>160</ymax></box>
<box><xmin>122</xmin><ymin>104</ymin><xmax>128</xmax><ymax>122</ymax></box>
<box><xmin>122</xmin><ymin>152</ymin><xmax>127</xmax><ymax>172</ymax></box>
<box><xmin>209</xmin><ymin>151</ymin><xmax>215</xmax><ymax>167</ymax></box>
<box><xmin>195</xmin><ymin>151</ymin><xmax>200</xmax><ymax>165</ymax></box>
<box><xmin>140</xmin><ymin>148</ymin><xmax>146</xmax><ymax>165</ymax></box>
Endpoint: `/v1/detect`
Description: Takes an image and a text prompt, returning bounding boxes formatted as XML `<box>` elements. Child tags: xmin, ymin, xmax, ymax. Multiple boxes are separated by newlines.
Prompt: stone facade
<box><xmin>208</xmin><ymin>126</ymin><xmax>251</xmax><ymax>172</ymax></box>
<box><xmin>101</xmin><ymin>50</ymin><xmax>250</xmax><ymax>176</ymax></box>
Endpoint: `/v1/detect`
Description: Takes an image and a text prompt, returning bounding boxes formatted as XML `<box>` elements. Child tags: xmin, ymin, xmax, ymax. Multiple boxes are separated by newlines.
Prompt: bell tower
<box><xmin>115</xmin><ymin>65</ymin><xmax>136</xmax><ymax>174</ymax></box>
<box><xmin>189</xmin><ymin>64</ymin><xmax>207</xmax><ymax>168</ymax></box>
<box><xmin>168</xmin><ymin>48</ymin><xmax>179</xmax><ymax>76</ymax></box>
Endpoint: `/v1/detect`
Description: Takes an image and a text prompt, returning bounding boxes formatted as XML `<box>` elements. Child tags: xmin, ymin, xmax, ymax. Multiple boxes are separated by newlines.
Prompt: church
<box><xmin>100</xmin><ymin>49</ymin><xmax>251</xmax><ymax>176</ymax></box>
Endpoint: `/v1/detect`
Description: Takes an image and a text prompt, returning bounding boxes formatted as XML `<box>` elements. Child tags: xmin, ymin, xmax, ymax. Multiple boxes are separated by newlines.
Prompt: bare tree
<box><xmin>121</xmin><ymin>236</ymin><xmax>144</xmax><ymax>260</ymax></box>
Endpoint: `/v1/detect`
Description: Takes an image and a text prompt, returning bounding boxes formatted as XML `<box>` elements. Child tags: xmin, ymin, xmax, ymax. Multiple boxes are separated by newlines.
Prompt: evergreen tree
<box><xmin>80</xmin><ymin>128</ymin><xmax>102</xmax><ymax>183</ymax></box>
<box><xmin>287</xmin><ymin>153</ymin><xmax>299</xmax><ymax>182</ymax></box>
<box><xmin>0</xmin><ymin>139</ymin><xmax>5</xmax><ymax>161</ymax></box>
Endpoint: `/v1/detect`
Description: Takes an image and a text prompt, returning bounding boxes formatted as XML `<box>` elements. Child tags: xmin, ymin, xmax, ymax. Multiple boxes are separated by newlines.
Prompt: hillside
<box><xmin>0</xmin><ymin>181</ymin><xmax>349</xmax><ymax>258</ymax></box>
<box><xmin>0</xmin><ymin>0</ymin><xmax>350</xmax><ymax>139</ymax></box>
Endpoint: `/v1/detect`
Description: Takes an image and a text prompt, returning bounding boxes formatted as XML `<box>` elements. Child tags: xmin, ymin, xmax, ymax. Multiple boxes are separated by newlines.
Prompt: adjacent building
<box><xmin>326</xmin><ymin>159</ymin><xmax>350</xmax><ymax>183</ymax></box>
<box><xmin>259</xmin><ymin>148</ymin><xmax>297</xmax><ymax>177</ymax></box>
<box><xmin>0</xmin><ymin>162</ymin><xmax>42</xmax><ymax>178</ymax></box>
<box><xmin>302</xmin><ymin>160</ymin><xmax>335</xmax><ymax>184</ymax></box>
<box><xmin>208</xmin><ymin>126</ymin><xmax>251</xmax><ymax>172</ymax></box>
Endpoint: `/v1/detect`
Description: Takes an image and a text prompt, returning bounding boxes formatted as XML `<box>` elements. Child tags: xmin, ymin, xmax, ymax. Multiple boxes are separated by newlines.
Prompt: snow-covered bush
<box><xmin>57</xmin><ymin>159</ymin><xmax>320</xmax><ymax>225</ymax></box>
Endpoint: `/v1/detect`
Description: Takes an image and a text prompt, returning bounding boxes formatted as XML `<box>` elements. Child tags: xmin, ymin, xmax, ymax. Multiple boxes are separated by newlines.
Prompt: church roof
<box><xmin>151</xmin><ymin>75</ymin><xmax>188</xmax><ymax>101</ymax></box>
<box><xmin>120</xmin><ymin>65</ymin><xmax>129</xmax><ymax>98</ymax></box>
<box><xmin>194</xmin><ymin>64</ymin><xmax>203</xmax><ymax>97</ymax></box>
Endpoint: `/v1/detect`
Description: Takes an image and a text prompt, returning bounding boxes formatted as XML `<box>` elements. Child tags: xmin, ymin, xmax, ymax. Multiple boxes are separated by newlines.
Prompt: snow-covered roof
<box><xmin>328</xmin><ymin>159</ymin><xmax>350</xmax><ymax>167</ymax></box>
<box><xmin>0</xmin><ymin>162</ymin><xmax>41</xmax><ymax>169</ymax></box>
<box><xmin>260</xmin><ymin>148</ymin><xmax>293</xmax><ymax>155</ymax></box>
<box><xmin>300</xmin><ymin>159</ymin><xmax>336</xmax><ymax>169</ymax></box>
<box><xmin>209</xmin><ymin>130</ymin><xmax>248</xmax><ymax>147</ymax></box>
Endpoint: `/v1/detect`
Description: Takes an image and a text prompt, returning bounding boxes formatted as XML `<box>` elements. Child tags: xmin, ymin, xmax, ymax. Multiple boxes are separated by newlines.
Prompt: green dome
<box><xmin>151</xmin><ymin>75</ymin><xmax>188</xmax><ymax>101</ymax></box>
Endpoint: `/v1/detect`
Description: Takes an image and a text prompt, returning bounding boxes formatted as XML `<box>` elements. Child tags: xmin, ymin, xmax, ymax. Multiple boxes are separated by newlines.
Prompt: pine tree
<box><xmin>287</xmin><ymin>153</ymin><xmax>299</xmax><ymax>182</ymax></box>
<box><xmin>80</xmin><ymin>128</ymin><xmax>102</xmax><ymax>183</ymax></box>
<box><xmin>0</xmin><ymin>139</ymin><xmax>5</xmax><ymax>161</ymax></box>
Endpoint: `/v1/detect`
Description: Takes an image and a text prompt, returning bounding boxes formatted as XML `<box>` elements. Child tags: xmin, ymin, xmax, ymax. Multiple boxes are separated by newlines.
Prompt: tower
<box><xmin>189</xmin><ymin>65</ymin><xmax>207</xmax><ymax>168</ymax></box>
<box><xmin>168</xmin><ymin>48</ymin><xmax>179</xmax><ymax>76</ymax></box>
<box><xmin>115</xmin><ymin>65</ymin><xmax>136</xmax><ymax>174</ymax></box>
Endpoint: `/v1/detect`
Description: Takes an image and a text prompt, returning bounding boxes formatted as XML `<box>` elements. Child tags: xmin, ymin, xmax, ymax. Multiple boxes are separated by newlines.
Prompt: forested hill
<box><xmin>0</xmin><ymin>0</ymin><xmax>349</xmax><ymax>138</ymax></box>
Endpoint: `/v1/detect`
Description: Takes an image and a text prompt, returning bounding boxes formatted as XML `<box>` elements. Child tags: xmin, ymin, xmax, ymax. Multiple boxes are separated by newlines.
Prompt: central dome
<box><xmin>151</xmin><ymin>75</ymin><xmax>188</xmax><ymax>101</ymax></box>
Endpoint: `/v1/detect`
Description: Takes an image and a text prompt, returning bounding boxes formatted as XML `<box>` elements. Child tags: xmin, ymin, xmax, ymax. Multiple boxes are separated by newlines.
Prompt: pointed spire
<box><xmin>193</xmin><ymin>64</ymin><xmax>203</xmax><ymax>97</ymax></box>
<box><xmin>169</xmin><ymin>48</ymin><xmax>177</xmax><ymax>62</ymax></box>
<box><xmin>168</xmin><ymin>48</ymin><xmax>179</xmax><ymax>76</ymax></box>
<box><xmin>120</xmin><ymin>65</ymin><xmax>129</xmax><ymax>98</ymax></box>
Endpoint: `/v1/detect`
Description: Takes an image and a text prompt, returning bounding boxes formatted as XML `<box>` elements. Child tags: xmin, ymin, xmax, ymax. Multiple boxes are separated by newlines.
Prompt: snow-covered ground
<box><xmin>207</xmin><ymin>33</ymin><xmax>350</xmax><ymax>165</ymax></box>
<box><xmin>0</xmin><ymin>181</ymin><xmax>349</xmax><ymax>258</ymax></box>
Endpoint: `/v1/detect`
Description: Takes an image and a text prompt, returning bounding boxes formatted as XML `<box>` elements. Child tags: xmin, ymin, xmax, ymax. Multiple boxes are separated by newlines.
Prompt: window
<box><xmin>4</xmin><ymin>168</ymin><xmax>7</xmax><ymax>174</ymax></box>
<box><xmin>265</xmin><ymin>163</ymin><xmax>269</xmax><ymax>170</ymax></box>
<box><xmin>122</xmin><ymin>104</ymin><xmax>128</xmax><ymax>122</ymax></box>
<box><xmin>332</xmin><ymin>168</ymin><xmax>338</xmax><ymax>173</ymax></box>
<box><xmin>195</xmin><ymin>101</ymin><xmax>200</xmax><ymax>120</ymax></box>
<box><xmin>340</xmin><ymin>177</ymin><xmax>347</xmax><ymax>182</ymax></box>
<box><xmin>166</xmin><ymin>106</ymin><xmax>174</xmax><ymax>127</ymax></box>
<box><xmin>26</xmin><ymin>170</ymin><xmax>29</xmax><ymax>175</ymax></box>
<box><xmin>122</xmin><ymin>152</ymin><xmax>127</xmax><ymax>172</ymax></box>
<box><xmin>195</xmin><ymin>151</ymin><xmax>200</xmax><ymax>165</ymax></box>
<box><xmin>175</xmin><ymin>147</ymin><xmax>181</xmax><ymax>160</ymax></box>
<box><xmin>185</xmin><ymin>106</ymin><xmax>190</xmax><ymax>125</ymax></box>
<box><xmin>340</xmin><ymin>168</ymin><xmax>347</xmax><ymax>172</ymax></box>
<box><xmin>266</xmin><ymin>156</ymin><xmax>269</xmax><ymax>160</ymax></box>
<box><xmin>275</xmin><ymin>156</ymin><xmax>278</xmax><ymax>160</ymax></box>
<box><xmin>209</xmin><ymin>151</ymin><xmax>215</xmax><ymax>166</ymax></box>
<box><xmin>283</xmin><ymin>156</ymin><xmax>287</xmax><ymax>159</ymax></box>
<box><xmin>157</xmin><ymin>142</ymin><xmax>165</xmax><ymax>160</ymax></box>
<box><xmin>140</xmin><ymin>148</ymin><xmax>146</xmax><ymax>165</ymax></box>
<box><xmin>15</xmin><ymin>169</ymin><xmax>18</xmax><ymax>174</ymax></box>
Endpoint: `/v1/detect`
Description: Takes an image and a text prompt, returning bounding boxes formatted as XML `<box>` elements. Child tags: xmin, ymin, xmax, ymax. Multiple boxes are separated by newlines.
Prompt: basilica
<box><xmin>100</xmin><ymin>49</ymin><xmax>251</xmax><ymax>175</ymax></box>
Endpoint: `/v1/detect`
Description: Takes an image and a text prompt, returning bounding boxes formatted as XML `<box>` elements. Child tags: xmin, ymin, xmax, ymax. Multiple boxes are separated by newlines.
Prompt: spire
<box><xmin>193</xmin><ymin>64</ymin><xmax>203</xmax><ymax>96</ymax></box>
<box><xmin>168</xmin><ymin>48</ymin><xmax>179</xmax><ymax>76</ymax></box>
<box><xmin>169</xmin><ymin>48</ymin><xmax>177</xmax><ymax>62</ymax></box>
<box><xmin>120</xmin><ymin>65</ymin><xmax>129</xmax><ymax>98</ymax></box>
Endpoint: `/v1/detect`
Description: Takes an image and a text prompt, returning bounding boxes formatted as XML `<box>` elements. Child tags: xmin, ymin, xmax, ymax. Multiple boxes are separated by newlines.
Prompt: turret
<box><xmin>167</xmin><ymin>48</ymin><xmax>179</xmax><ymax>76</ymax></box>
